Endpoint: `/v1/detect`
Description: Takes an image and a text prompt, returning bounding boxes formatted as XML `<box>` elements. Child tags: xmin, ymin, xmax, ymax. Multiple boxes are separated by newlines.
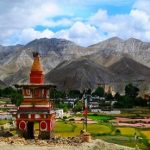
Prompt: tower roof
<box><xmin>30</xmin><ymin>52</ymin><xmax>44</xmax><ymax>84</ymax></box>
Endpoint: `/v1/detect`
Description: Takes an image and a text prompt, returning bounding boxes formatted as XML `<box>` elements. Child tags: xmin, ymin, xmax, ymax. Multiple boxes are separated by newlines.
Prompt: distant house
<box><xmin>0</xmin><ymin>104</ymin><xmax>17</xmax><ymax>119</ymax></box>
<box><xmin>0</xmin><ymin>112</ymin><xmax>13</xmax><ymax>120</ymax></box>
<box><xmin>91</xmin><ymin>108</ymin><xmax>121</xmax><ymax>114</ymax></box>
<box><xmin>64</xmin><ymin>98</ymin><xmax>76</xmax><ymax>108</ymax></box>
<box><xmin>55</xmin><ymin>109</ymin><xmax>63</xmax><ymax>118</ymax></box>
<box><xmin>88</xmin><ymin>95</ymin><xmax>118</xmax><ymax>112</ymax></box>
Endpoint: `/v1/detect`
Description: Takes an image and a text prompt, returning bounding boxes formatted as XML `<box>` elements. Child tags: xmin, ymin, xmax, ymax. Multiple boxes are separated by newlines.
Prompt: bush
<box><xmin>63</xmin><ymin>116</ymin><xmax>67</xmax><ymax>120</ymax></box>
<box><xmin>93</xmin><ymin>113</ymin><xmax>98</xmax><ymax>116</ymax></box>
<box><xmin>115</xmin><ymin>129</ymin><xmax>121</xmax><ymax>135</ymax></box>
<box><xmin>69</xmin><ymin>118</ymin><xmax>75</xmax><ymax>121</ymax></box>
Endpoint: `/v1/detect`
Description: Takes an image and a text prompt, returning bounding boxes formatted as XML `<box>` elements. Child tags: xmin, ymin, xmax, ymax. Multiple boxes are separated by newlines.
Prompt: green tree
<box><xmin>114</xmin><ymin>95</ymin><xmax>134</xmax><ymax>108</ymax></box>
<box><xmin>50</xmin><ymin>89</ymin><xmax>66</xmax><ymax>99</ymax></box>
<box><xmin>73</xmin><ymin>101</ymin><xmax>82</xmax><ymax>112</ymax></box>
<box><xmin>68</xmin><ymin>90</ymin><xmax>81</xmax><ymax>98</ymax></box>
<box><xmin>114</xmin><ymin>92</ymin><xmax>121</xmax><ymax>101</ymax></box>
<box><xmin>93</xmin><ymin>87</ymin><xmax>104</xmax><ymax>97</ymax></box>
<box><xmin>86</xmin><ymin>89</ymin><xmax>92</xmax><ymax>95</ymax></box>
<box><xmin>63</xmin><ymin>106</ymin><xmax>68</xmax><ymax>112</ymax></box>
<box><xmin>105</xmin><ymin>93</ymin><xmax>113</xmax><ymax>101</ymax></box>
<box><xmin>0</xmin><ymin>88</ymin><xmax>2</xmax><ymax>97</ymax></box>
<box><xmin>125</xmin><ymin>83</ymin><xmax>139</xmax><ymax>99</ymax></box>
<box><xmin>11</xmin><ymin>92</ymin><xmax>23</xmax><ymax>106</ymax></box>
<box><xmin>135</xmin><ymin>97</ymin><xmax>147</xmax><ymax>107</ymax></box>
<box><xmin>2</xmin><ymin>87</ymin><xmax>16</xmax><ymax>97</ymax></box>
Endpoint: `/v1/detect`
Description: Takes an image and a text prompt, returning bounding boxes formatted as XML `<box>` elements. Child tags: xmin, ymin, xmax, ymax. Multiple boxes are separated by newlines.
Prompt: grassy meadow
<box><xmin>1</xmin><ymin>111</ymin><xmax>150</xmax><ymax>150</ymax></box>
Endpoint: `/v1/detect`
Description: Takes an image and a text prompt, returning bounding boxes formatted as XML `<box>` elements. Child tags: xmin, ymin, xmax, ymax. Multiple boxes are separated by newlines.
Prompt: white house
<box><xmin>55</xmin><ymin>109</ymin><xmax>63</xmax><ymax>118</ymax></box>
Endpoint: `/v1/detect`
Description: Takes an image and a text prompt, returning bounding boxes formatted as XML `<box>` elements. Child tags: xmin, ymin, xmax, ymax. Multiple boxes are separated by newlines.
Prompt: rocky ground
<box><xmin>0</xmin><ymin>136</ymin><xmax>136</xmax><ymax>150</ymax></box>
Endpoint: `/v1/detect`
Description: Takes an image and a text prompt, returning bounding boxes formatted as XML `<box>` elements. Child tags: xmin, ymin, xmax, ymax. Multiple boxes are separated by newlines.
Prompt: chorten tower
<box><xmin>15</xmin><ymin>52</ymin><xmax>56</xmax><ymax>139</ymax></box>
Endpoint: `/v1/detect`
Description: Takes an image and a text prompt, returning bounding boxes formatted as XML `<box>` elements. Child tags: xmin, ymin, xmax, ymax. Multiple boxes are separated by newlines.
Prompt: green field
<box><xmin>0</xmin><ymin>120</ymin><xmax>10</xmax><ymax>125</ymax></box>
<box><xmin>27</xmin><ymin>118</ymin><xmax>150</xmax><ymax>149</ymax></box>
<box><xmin>53</xmin><ymin>120</ymin><xmax>150</xmax><ymax>149</ymax></box>
<box><xmin>88</xmin><ymin>115</ymin><xmax>113</xmax><ymax>122</ymax></box>
<box><xmin>1</xmin><ymin>111</ymin><xmax>150</xmax><ymax>150</ymax></box>
<box><xmin>53</xmin><ymin>121</ymin><xmax>111</xmax><ymax>137</ymax></box>
<box><xmin>141</xmin><ymin>130</ymin><xmax>150</xmax><ymax>143</ymax></box>
<box><xmin>115</xmin><ymin>127</ymin><xmax>139</xmax><ymax>136</ymax></box>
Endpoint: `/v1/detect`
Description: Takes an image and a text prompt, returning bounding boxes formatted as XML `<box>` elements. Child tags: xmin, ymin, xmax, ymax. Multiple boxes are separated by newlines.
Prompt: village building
<box><xmin>55</xmin><ymin>109</ymin><xmax>63</xmax><ymax>118</ymax></box>
<box><xmin>0</xmin><ymin>102</ymin><xmax>17</xmax><ymax>120</ymax></box>
<box><xmin>15</xmin><ymin>52</ymin><xmax>56</xmax><ymax>139</ymax></box>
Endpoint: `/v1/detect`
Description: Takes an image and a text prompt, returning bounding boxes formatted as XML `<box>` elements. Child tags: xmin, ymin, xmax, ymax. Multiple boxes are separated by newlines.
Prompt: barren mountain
<box><xmin>46</xmin><ymin>58</ymin><xmax>117</xmax><ymax>91</ymax></box>
<box><xmin>0</xmin><ymin>80</ymin><xmax>6</xmax><ymax>88</ymax></box>
<box><xmin>4</xmin><ymin>67</ymin><xmax>30</xmax><ymax>85</ymax></box>
<box><xmin>86</xmin><ymin>37</ymin><xmax>150</xmax><ymax>67</ymax></box>
<box><xmin>109</xmin><ymin>56</ymin><xmax>150</xmax><ymax>81</ymax></box>
<box><xmin>0</xmin><ymin>38</ymin><xmax>85</xmax><ymax>83</ymax></box>
<box><xmin>0</xmin><ymin>37</ymin><xmax>149</xmax><ymax>92</ymax></box>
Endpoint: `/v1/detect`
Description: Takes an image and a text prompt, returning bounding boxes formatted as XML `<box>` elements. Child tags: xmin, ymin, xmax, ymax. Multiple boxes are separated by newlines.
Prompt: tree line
<box><xmin>0</xmin><ymin>83</ymin><xmax>149</xmax><ymax>109</ymax></box>
<box><xmin>51</xmin><ymin>83</ymin><xmax>150</xmax><ymax>109</ymax></box>
<box><xmin>0</xmin><ymin>87</ymin><xmax>23</xmax><ymax>106</ymax></box>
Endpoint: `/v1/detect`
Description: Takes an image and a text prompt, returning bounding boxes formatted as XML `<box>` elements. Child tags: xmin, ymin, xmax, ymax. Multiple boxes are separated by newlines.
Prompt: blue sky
<box><xmin>0</xmin><ymin>0</ymin><xmax>150</xmax><ymax>46</ymax></box>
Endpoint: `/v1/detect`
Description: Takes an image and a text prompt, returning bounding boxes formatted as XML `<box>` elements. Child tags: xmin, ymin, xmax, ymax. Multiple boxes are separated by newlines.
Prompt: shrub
<box><xmin>69</xmin><ymin>118</ymin><xmax>75</xmax><ymax>121</ymax></box>
<box><xmin>93</xmin><ymin>113</ymin><xmax>98</xmax><ymax>116</ymax></box>
<box><xmin>115</xmin><ymin>129</ymin><xmax>121</xmax><ymax>135</ymax></box>
<box><xmin>63</xmin><ymin>116</ymin><xmax>67</xmax><ymax>120</ymax></box>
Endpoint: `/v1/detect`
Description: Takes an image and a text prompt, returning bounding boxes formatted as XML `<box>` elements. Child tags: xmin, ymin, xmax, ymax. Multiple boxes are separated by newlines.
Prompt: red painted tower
<box><xmin>30</xmin><ymin>52</ymin><xmax>44</xmax><ymax>84</ymax></box>
<box><xmin>15</xmin><ymin>52</ymin><xmax>56</xmax><ymax>139</ymax></box>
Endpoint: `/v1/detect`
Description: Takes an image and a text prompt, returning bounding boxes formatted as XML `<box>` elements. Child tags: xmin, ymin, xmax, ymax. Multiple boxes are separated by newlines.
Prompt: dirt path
<box><xmin>0</xmin><ymin>139</ymin><xmax>135</xmax><ymax>150</ymax></box>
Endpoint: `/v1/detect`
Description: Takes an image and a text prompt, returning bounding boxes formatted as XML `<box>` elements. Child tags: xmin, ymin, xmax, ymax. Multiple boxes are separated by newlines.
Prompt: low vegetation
<box><xmin>0</xmin><ymin>120</ymin><xmax>10</xmax><ymax>125</ymax></box>
<box><xmin>52</xmin><ymin>119</ymin><xmax>150</xmax><ymax>149</ymax></box>
<box><xmin>88</xmin><ymin>114</ymin><xmax>113</xmax><ymax>122</ymax></box>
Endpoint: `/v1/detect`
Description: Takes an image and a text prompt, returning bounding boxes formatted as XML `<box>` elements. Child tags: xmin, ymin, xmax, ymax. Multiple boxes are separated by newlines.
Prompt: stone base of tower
<box><xmin>38</xmin><ymin>131</ymin><xmax>51</xmax><ymax>139</ymax></box>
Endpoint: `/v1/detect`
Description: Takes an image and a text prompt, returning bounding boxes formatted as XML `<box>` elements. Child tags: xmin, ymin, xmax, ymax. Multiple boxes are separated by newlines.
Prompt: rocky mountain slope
<box><xmin>86</xmin><ymin>37</ymin><xmax>150</xmax><ymax>67</ymax></box>
<box><xmin>46</xmin><ymin>58</ymin><xmax>119</xmax><ymax>91</ymax></box>
<box><xmin>46</xmin><ymin>57</ymin><xmax>150</xmax><ymax>91</ymax></box>
<box><xmin>0</xmin><ymin>37</ymin><xmax>149</xmax><ymax>92</ymax></box>
<box><xmin>109</xmin><ymin>56</ymin><xmax>150</xmax><ymax>81</ymax></box>
<box><xmin>0</xmin><ymin>38</ymin><xmax>85</xmax><ymax>81</ymax></box>
<box><xmin>0</xmin><ymin>80</ymin><xmax>6</xmax><ymax>88</ymax></box>
<box><xmin>0</xmin><ymin>38</ymin><xmax>84</xmax><ymax>79</ymax></box>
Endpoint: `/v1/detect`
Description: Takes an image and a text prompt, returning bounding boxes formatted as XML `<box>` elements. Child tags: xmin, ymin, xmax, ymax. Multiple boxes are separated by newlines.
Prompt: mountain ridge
<box><xmin>0</xmin><ymin>37</ymin><xmax>149</xmax><ymax>93</ymax></box>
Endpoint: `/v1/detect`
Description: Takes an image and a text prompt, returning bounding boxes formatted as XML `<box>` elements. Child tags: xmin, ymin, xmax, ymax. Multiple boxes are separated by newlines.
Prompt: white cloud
<box><xmin>54</xmin><ymin>21</ymin><xmax>102</xmax><ymax>46</ymax></box>
<box><xmin>18</xmin><ymin>28</ymin><xmax>54</xmax><ymax>44</ymax></box>
<box><xmin>6</xmin><ymin>28</ymin><xmax>54</xmax><ymax>45</ymax></box>
<box><xmin>133</xmin><ymin>0</ymin><xmax>150</xmax><ymax>14</ymax></box>
<box><xmin>0</xmin><ymin>0</ymin><xmax>62</xmax><ymax>45</ymax></box>
<box><xmin>89</xmin><ymin>3</ymin><xmax>150</xmax><ymax>42</ymax></box>
<box><xmin>90</xmin><ymin>9</ymin><xmax>108</xmax><ymax>24</ymax></box>
<box><xmin>1</xmin><ymin>0</ymin><xmax>150</xmax><ymax>46</ymax></box>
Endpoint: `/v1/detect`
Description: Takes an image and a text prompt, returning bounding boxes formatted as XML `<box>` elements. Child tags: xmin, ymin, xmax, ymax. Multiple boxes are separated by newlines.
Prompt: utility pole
<box><xmin>83</xmin><ymin>90</ymin><xmax>88</xmax><ymax>132</ymax></box>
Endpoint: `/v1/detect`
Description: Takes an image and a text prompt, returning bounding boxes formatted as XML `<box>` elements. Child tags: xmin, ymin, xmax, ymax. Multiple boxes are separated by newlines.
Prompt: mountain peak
<box><xmin>26</xmin><ymin>38</ymin><xmax>77</xmax><ymax>46</ymax></box>
<box><xmin>125</xmin><ymin>37</ymin><xmax>143</xmax><ymax>43</ymax></box>
<box><xmin>107</xmin><ymin>36</ymin><xmax>123</xmax><ymax>42</ymax></box>
<box><xmin>23</xmin><ymin>37</ymin><xmax>84</xmax><ymax>56</ymax></box>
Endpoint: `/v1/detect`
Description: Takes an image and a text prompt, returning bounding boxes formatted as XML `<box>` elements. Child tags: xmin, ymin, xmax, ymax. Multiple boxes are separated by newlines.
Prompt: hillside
<box><xmin>0</xmin><ymin>80</ymin><xmax>6</xmax><ymax>88</ymax></box>
<box><xmin>0</xmin><ymin>38</ymin><xmax>86</xmax><ymax>82</ymax></box>
<box><xmin>109</xmin><ymin>56</ymin><xmax>150</xmax><ymax>81</ymax></box>
<box><xmin>0</xmin><ymin>37</ymin><xmax>149</xmax><ymax>92</ymax></box>
<box><xmin>46</xmin><ymin>58</ymin><xmax>117</xmax><ymax>91</ymax></box>
<box><xmin>86</xmin><ymin>37</ymin><xmax>150</xmax><ymax>67</ymax></box>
